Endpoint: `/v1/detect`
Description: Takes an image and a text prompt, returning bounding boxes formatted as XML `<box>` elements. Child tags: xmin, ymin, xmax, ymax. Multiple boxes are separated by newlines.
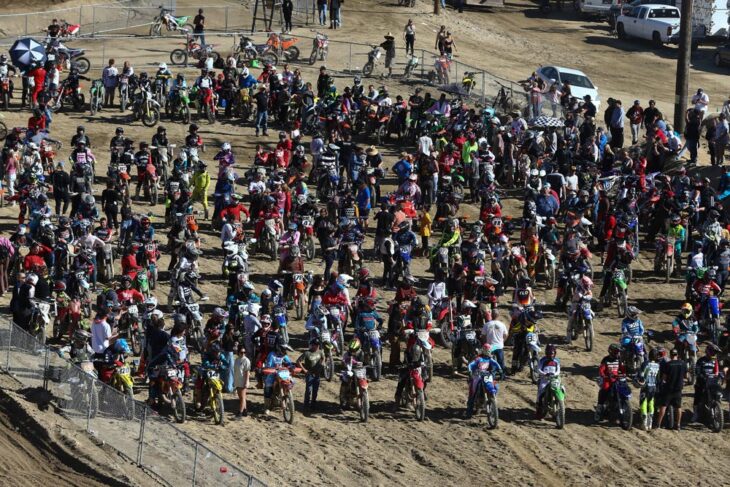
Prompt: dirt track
<box><xmin>1</xmin><ymin>0</ymin><xmax>730</xmax><ymax>485</ymax></box>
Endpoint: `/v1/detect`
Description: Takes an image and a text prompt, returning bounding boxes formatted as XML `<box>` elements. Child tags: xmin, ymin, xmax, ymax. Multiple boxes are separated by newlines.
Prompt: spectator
<box><xmin>435</xmin><ymin>25</ymin><xmax>447</xmax><ymax>55</ymax></box>
<box><xmin>716</xmin><ymin>113</ymin><xmax>730</xmax><ymax>167</ymax></box>
<box><xmin>317</xmin><ymin>0</ymin><xmax>327</xmax><ymax>26</ymax></box>
<box><xmin>282</xmin><ymin>0</ymin><xmax>294</xmax><ymax>33</ymax></box>
<box><xmin>296</xmin><ymin>339</ymin><xmax>325</xmax><ymax>412</ymax></box>
<box><xmin>655</xmin><ymin>348</ymin><xmax>687</xmax><ymax>430</ymax></box>
<box><xmin>102</xmin><ymin>58</ymin><xmax>118</xmax><ymax>107</ymax></box>
<box><xmin>403</xmin><ymin>19</ymin><xmax>416</xmax><ymax>57</ymax></box>
<box><xmin>254</xmin><ymin>85</ymin><xmax>269</xmax><ymax>137</ymax></box>
<box><xmin>690</xmin><ymin>88</ymin><xmax>709</xmax><ymax>118</ymax></box>
<box><xmin>355</xmin><ymin>180</ymin><xmax>371</xmax><ymax>230</ymax></box>
<box><xmin>419</xmin><ymin>205</ymin><xmax>432</xmax><ymax>257</ymax></box>
<box><xmin>234</xmin><ymin>344</ymin><xmax>251</xmax><ymax>418</ymax></box>
<box><xmin>193</xmin><ymin>9</ymin><xmax>206</xmax><ymax>47</ymax></box>
<box><xmin>626</xmin><ymin>99</ymin><xmax>644</xmax><ymax>145</ymax></box>
<box><xmin>51</xmin><ymin>162</ymin><xmax>71</xmax><ymax>215</ymax></box>
<box><xmin>380</xmin><ymin>33</ymin><xmax>396</xmax><ymax>78</ymax></box>
<box><xmin>0</xmin><ymin>235</ymin><xmax>14</xmax><ymax>296</ymax></box>
<box><xmin>610</xmin><ymin>99</ymin><xmax>625</xmax><ymax>150</ymax></box>
<box><xmin>329</xmin><ymin>0</ymin><xmax>341</xmax><ymax>29</ymax></box>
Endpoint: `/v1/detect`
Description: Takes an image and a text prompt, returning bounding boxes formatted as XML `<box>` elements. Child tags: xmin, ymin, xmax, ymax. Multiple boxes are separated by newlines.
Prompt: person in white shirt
<box><xmin>481</xmin><ymin>309</ymin><xmax>509</xmax><ymax>371</ymax></box>
<box><xmin>722</xmin><ymin>95</ymin><xmax>730</xmax><ymax>119</ymax></box>
<box><xmin>91</xmin><ymin>314</ymin><xmax>114</xmax><ymax>354</ymax></box>
<box><xmin>417</xmin><ymin>134</ymin><xmax>433</xmax><ymax>157</ymax></box>
<box><xmin>691</xmin><ymin>88</ymin><xmax>709</xmax><ymax>116</ymax></box>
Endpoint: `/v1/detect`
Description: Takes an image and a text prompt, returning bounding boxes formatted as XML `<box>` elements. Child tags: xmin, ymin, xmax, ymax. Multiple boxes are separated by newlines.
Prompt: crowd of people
<box><xmin>2</xmin><ymin>7</ymin><xmax>730</xmax><ymax>437</ymax></box>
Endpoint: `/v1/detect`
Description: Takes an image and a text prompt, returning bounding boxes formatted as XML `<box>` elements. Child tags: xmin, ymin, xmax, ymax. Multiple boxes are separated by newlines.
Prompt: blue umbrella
<box><xmin>9</xmin><ymin>37</ymin><xmax>46</xmax><ymax>72</ymax></box>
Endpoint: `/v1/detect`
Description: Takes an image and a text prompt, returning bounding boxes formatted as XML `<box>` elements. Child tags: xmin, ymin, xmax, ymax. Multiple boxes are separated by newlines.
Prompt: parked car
<box><xmin>607</xmin><ymin>0</ymin><xmax>673</xmax><ymax>28</ymax></box>
<box><xmin>616</xmin><ymin>4</ymin><xmax>681</xmax><ymax>48</ymax></box>
<box><xmin>714</xmin><ymin>42</ymin><xmax>730</xmax><ymax>67</ymax></box>
<box><xmin>611</xmin><ymin>0</ymin><xmax>729</xmax><ymax>41</ymax></box>
<box><xmin>574</xmin><ymin>0</ymin><xmax>620</xmax><ymax>17</ymax></box>
<box><xmin>536</xmin><ymin>66</ymin><xmax>602</xmax><ymax>111</ymax></box>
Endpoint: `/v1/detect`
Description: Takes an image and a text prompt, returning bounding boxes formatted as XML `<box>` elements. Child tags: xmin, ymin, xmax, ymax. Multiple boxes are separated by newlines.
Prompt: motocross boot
<box><xmin>204</xmin><ymin>208</ymin><xmax>209</xmax><ymax>220</ymax></box>
<box><xmin>594</xmin><ymin>403</ymin><xmax>605</xmax><ymax>422</ymax></box>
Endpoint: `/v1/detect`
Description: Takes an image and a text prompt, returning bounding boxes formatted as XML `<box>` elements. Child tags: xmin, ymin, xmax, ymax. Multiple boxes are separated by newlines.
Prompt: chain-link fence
<box><xmin>0</xmin><ymin>318</ymin><xmax>265</xmax><ymax>487</ymax></box>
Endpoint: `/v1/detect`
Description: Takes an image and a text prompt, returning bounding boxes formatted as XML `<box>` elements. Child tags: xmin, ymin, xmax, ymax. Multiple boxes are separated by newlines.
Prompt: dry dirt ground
<box><xmin>1</xmin><ymin>0</ymin><xmax>730</xmax><ymax>485</ymax></box>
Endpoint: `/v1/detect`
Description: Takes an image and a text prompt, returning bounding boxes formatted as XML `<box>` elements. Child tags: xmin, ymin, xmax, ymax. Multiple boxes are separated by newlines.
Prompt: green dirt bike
<box><xmin>602</xmin><ymin>268</ymin><xmax>628</xmax><ymax>318</ymax></box>
<box><xmin>167</xmin><ymin>87</ymin><xmax>191</xmax><ymax>123</ymax></box>
<box><xmin>538</xmin><ymin>373</ymin><xmax>566</xmax><ymax>429</ymax></box>
<box><xmin>89</xmin><ymin>79</ymin><xmax>104</xmax><ymax>115</ymax></box>
<box><xmin>150</xmin><ymin>10</ymin><xmax>192</xmax><ymax>36</ymax></box>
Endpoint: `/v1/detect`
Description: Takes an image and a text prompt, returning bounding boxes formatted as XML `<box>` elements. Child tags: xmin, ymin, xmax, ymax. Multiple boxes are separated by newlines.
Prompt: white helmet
<box><xmin>28</xmin><ymin>142</ymin><xmax>39</xmax><ymax>151</ymax></box>
<box><xmin>248</xmin><ymin>303</ymin><xmax>261</xmax><ymax>315</ymax></box>
<box><xmin>159</xmin><ymin>62</ymin><xmax>168</xmax><ymax>70</ymax></box>
<box><xmin>241</xmin><ymin>67</ymin><xmax>249</xmax><ymax>77</ymax></box>
<box><xmin>26</xmin><ymin>273</ymin><xmax>39</xmax><ymax>285</ymax></box>
<box><xmin>222</xmin><ymin>142</ymin><xmax>232</xmax><ymax>151</ymax></box>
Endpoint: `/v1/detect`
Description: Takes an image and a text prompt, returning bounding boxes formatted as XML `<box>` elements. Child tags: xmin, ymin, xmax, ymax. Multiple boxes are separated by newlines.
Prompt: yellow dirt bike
<box><xmin>196</xmin><ymin>367</ymin><xmax>225</xmax><ymax>425</ymax></box>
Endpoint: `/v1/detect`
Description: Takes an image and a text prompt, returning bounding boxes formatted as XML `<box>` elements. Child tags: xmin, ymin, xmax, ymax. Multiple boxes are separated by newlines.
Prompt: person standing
<box><xmin>102</xmin><ymin>58</ymin><xmax>118</xmax><ymax>108</ymax></box>
<box><xmin>690</xmin><ymin>88</ymin><xmax>709</xmax><ymax>119</ymax></box>
<box><xmin>626</xmin><ymin>100</ymin><xmax>644</xmax><ymax>145</ymax></box>
<box><xmin>403</xmin><ymin>19</ymin><xmax>416</xmax><ymax>57</ymax></box>
<box><xmin>419</xmin><ymin>205</ymin><xmax>432</xmax><ymax>257</ymax></box>
<box><xmin>329</xmin><ymin>0</ymin><xmax>341</xmax><ymax>29</ymax></box>
<box><xmin>655</xmin><ymin>348</ymin><xmax>687</xmax><ymax>430</ymax></box>
<box><xmin>296</xmin><ymin>338</ymin><xmax>325</xmax><ymax>412</ymax></box>
<box><xmin>682</xmin><ymin>108</ymin><xmax>701</xmax><ymax>165</ymax></box>
<box><xmin>610</xmin><ymin>99</ymin><xmax>625</xmax><ymax>150</ymax></box>
<box><xmin>317</xmin><ymin>0</ymin><xmax>328</xmax><ymax>26</ymax></box>
<box><xmin>254</xmin><ymin>85</ymin><xmax>269</xmax><ymax>137</ymax></box>
<box><xmin>193</xmin><ymin>9</ymin><xmax>206</xmax><ymax>47</ymax></box>
<box><xmin>233</xmin><ymin>344</ymin><xmax>251</xmax><ymax>418</ymax></box>
<box><xmin>51</xmin><ymin>162</ymin><xmax>70</xmax><ymax>215</ymax></box>
<box><xmin>380</xmin><ymin>33</ymin><xmax>396</xmax><ymax>78</ymax></box>
<box><xmin>716</xmin><ymin>113</ymin><xmax>730</xmax><ymax>166</ymax></box>
<box><xmin>282</xmin><ymin>0</ymin><xmax>294</xmax><ymax>33</ymax></box>
<box><xmin>435</xmin><ymin>25</ymin><xmax>447</xmax><ymax>55</ymax></box>
<box><xmin>642</xmin><ymin>99</ymin><xmax>661</xmax><ymax>134</ymax></box>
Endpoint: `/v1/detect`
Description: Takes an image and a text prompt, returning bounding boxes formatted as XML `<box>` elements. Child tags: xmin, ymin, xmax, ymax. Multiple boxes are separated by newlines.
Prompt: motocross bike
<box><xmin>339</xmin><ymin>363</ymin><xmax>370</xmax><ymax>422</ymax></box>
<box><xmin>361</xmin><ymin>328</ymin><xmax>383</xmax><ymax>381</ymax></box>
<box><xmin>596</xmin><ymin>376</ymin><xmax>633</xmax><ymax>430</ymax></box>
<box><xmin>234</xmin><ymin>36</ymin><xmax>279</xmax><ymax>67</ymax></box>
<box><xmin>567</xmin><ymin>295</ymin><xmax>594</xmax><ymax>351</ymax></box>
<box><xmin>620</xmin><ymin>335</ymin><xmax>645</xmax><ymax>376</ymax></box>
<box><xmin>679</xmin><ymin>331</ymin><xmax>698</xmax><ymax>385</ymax></box>
<box><xmin>132</xmin><ymin>88</ymin><xmax>161</xmax><ymax>127</ymax></box>
<box><xmin>118</xmin><ymin>304</ymin><xmax>143</xmax><ymax>356</ymax></box>
<box><xmin>602</xmin><ymin>267</ymin><xmax>628</xmax><ymax>318</ymax></box>
<box><xmin>88</xmin><ymin>79</ymin><xmax>104</xmax><ymax>115</ymax></box>
<box><xmin>97</xmin><ymin>358</ymin><xmax>135</xmax><ymax>420</ymax></box>
<box><xmin>450</xmin><ymin>320</ymin><xmax>479</xmax><ymax>374</ymax></box>
<box><xmin>263</xmin><ymin>365</ymin><xmax>300</xmax><ymax>424</ymax></box>
<box><xmin>154</xmin><ymin>365</ymin><xmax>186</xmax><ymax>423</ymax></box>
<box><xmin>395</xmin><ymin>362</ymin><xmax>427</xmax><ymax>421</ymax></box>
<box><xmin>362</xmin><ymin>45</ymin><xmax>382</xmax><ymax>77</ymax></box>
<box><xmin>150</xmin><ymin>9</ymin><xmax>192</xmax><ymax>36</ymax></box>
<box><xmin>167</xmin><ymin>87</ymin><xmax>192</xmax><ymax>123</ymax></box>
<box><xmin>309</xmin><ymin>32</ymin><xmax>329</xmax><ymax>65</ymax></box>
<box><xmin>403</xmin><ymin>54</ymin><xmax>419</xmax><ymax>79</ymax></box>
<box><xmin>51</xmin><ymin>43</ymin><xmax>90</xmax><ymax>74</ymax></box>
<box><xmin>170</xmin><ymin>35</ymin><xmax>221</xmax><ymax>66</ymax></box>
<box><xmin>654</xmin><ymin>235</ymin><xmax>676</xmax><ymax>282</ymax></box>
<box><xmin>29</xmin><ymin>298</ymin><xmax>53</xmax><ymax>345</ymax></box>
<box><xmin>473</xmin><ymin>363</ymin><xmax>500</xmax><ymax>429</ymax></box>
<box><xmin>177</xmin><ymin>298</ymin><xmax>208</xmax><ymax>353</ymax></box>
<box><xmin>258</xmin><ymin>218</ymin><xmax>279</xmax><ymax>261</ymax></box>
<box><xmin>265</xmin><ymin>32</ymin><xmax>300</xmax><ymax>62</ymax></box>
<box><xmin>300</xmin><ymin>216</ymin><xmax>316</xmax><ymax>261</ymax></box>
<box><xmin>196</xmin><ymin>367</ymin><xmax>225</xmax><ymax>425</ymax></box>
<box><xmin>697</xmin><ymin>375</ymin><xmax>724</xmax><ymax>433</ymax></box>
<box><xmin>293</xmin><ymin>272</ymin><xmax>308</xmax><ymax>320</ymax></box>
<box><xmin>48</xmin><ymin>80</ymin><xmax>85</xmax><ymax>112</ymax></box>
<box><xmin>538</xmin><ymin>373</ymin><xmax>566</xmax><ymax>429</ymax></box>
<box><xmin>142</xmin><ymin>162</ymin><xmax>159</xmax><ymax>206</ymax></box>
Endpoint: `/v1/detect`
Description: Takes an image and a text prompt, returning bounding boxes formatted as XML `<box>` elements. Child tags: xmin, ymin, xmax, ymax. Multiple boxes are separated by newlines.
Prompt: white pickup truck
<box><xmin>616</xmin><ymin>4</ymin><xmax>681</xmax><ymax>47</ymax></box>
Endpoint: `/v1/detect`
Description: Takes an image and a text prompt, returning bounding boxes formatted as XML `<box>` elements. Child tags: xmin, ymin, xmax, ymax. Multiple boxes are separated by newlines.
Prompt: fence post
<box><xmin>191</xmin><ymin>443</ymin><xmax>199</xmax><ymax>486</ymax></box>
<box><xmin>225</xmin><ymin>7</ymin><xmax>229</xmax><ymax>32</ymax></box>
<box><xmin>85</xmin><ymin>382</ymin><xmax>93</xmax><ymax>433</ymax></box>
<box><xmin>136</xmin><ymin>406</ymin><xmax>147</xmax><ymax>465</ymax></box>
<box><xmin>481</xmin><ymin>70</ymin><xmax>485</xmax><ymax>104</ymax></box>
<box><xmin>420</xmin><ymin>49</ymin><xmax>424</xmax><ymax>80</ymax></box>
<box><xmin>42</xmin><ymin>347</ymin><xmax>50</xmax><ymax>391</ymax></box>
<box><xmin>348</xmin><ymin>42</ymin><xmax>352</xmax><ymax>72</ymax></box>
<box><xmin>5</xmin><ymin>322</ymin><xmax>12</xmax><ymax>371</ymax></box>
<box><xmin>25</xmin><ymin>15</ymin><xmax>29</xmax><ymax>36</ymax></box>
<box><xmin>91</xmin><ymin>7</ymin><xmax>96</xmax><ymax>37</ymax></box>
<box><xmin>79</xmin><ymin>6</ymin><xmax>83</xmax><ymax>27</ymax></box>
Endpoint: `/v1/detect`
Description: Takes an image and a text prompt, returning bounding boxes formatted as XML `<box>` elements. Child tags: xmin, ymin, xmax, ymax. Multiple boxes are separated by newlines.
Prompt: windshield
<box><xmin>649</xmin><ymin>8</ymin><xmax>679</xmax><ymax>18</ymax></box>
<box><xmin>559</xmin><ymin>71</ymin><xmax>595</xmax><ymax>89</ymax></box>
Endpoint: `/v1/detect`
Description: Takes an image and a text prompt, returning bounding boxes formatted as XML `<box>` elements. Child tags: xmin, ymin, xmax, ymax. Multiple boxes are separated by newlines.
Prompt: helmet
<box><xmin>295</xmin><ymin>145</ymin><xmax>305</xmax><ymax>155</ymax></box>
<box><xmin>213</xmin><ymin>307</ymin><xmax>229</xmax><ymax>319</ymax></box>
<box><xmin>707</xmin><ymin>268</ymin><xmax>717</xmax><ymax>280</ymax></box>
<box><xmin>626</xmin><ymin>306</ymin><xmax>640</xmax><ymax>320</ymax></box>
<box><xmin>269</xmin><ymin>279</ymin><xmax>283</xmax><ymax>290</ymax></box>
<box><xmin>221</xmin><ymin>142</ymin><xmax>231</xmax><ymax>151</ymax></box>
<box><xmin>157</xmin><ymin>125</ymin><xmax>166</xmax><ymax>133</ymax></box>
<box><xmin>241</xmin><ymin>67</ymin><xmax>249</xmax><ymax>77</ymax></box>
<box><xmin>706</xmin><ymin>343</ymin><xmax>720</xmax><ymax>357</ymax></box>
<box><xmin>113</xmin><ymin>339</ymin><xmax>131</xmax><ymax>355</ymax></box>
<box><xmin>545</xmin><ymin>343</ymin><xmax>557</xmax><ymax>358</ymax></box>
<box><xmin>72</xmin><ymin>329</ymin><xmax>91</xmax><ymax>342</ymax></box>
<box><xmin>681</xmin><ymin>303</ymin><xmax>693</xmax><ymax>317</ymax></box>
<box><xmin>462</xmin><ymin>300</ymin><xmax>477</xmax><ymax>309</ymax></box>
<box><xmin>53</xmin><ymin>280</ymin><xmax>66</xmax><ymax>292</ymax></box>
<box><xmin>348</xmin><ymin>338</ymin><xmax>361</xmax><ymax>352</ymax></box>
<box><xmin>522</xmin><ymin>307</ymin><xmax>542</xmax><ymax>325</ymax></box>
<box><xmin>608</xmin><ymin>343</ymin><xmax>620</xmax><ymax>358</ymax></box>
<box><xmin>141</xmin><ymin>216</ymin><xmax>151</xmax><ymax>227</ymax></box>
<box><xmin>479</xmin><ymin>345</ymin><xmax>492</xmax><ymax>357</ymax></box>
<box><xmin>189</xmin><ymin>123</ymin><xmax>199</xmax><ymax>132</ymax></box>
<box><xmin>144</xmin><ymin>296</ymin><xmax>157</xmax><ymax>311</ymax></box>
<box><xmin>0</xmin><ymin>55</ymin><xmax>7</xmax><ymax>63</ymax></box>
<box><xmin>336</xmin><ymin>274</ymin><xmax>353</xmax><ymax>290</ymax></box>
<box><xmin>140</xmin><ymin>72</ymin><xmax>148</xmax><ymax>79</ymax></box>
<box><xmin>115</xmin><ymin>126</ymin><xmax>125</xmax><ymax>135</ymax></box>
<box><xmin>158</xmin><ymin>62</ymin><xmax>167</xmax><ymax>70</ymax></box>
<box><xmin>173</xmin><ymin>313</ymin><xmax>187</xmax><ymax>326</ymax></box>
<box><xmin>120</xmin><ymin>275</ymin><xmax>132</xmax><ymax>286</ymax></box>
<box><xmin>84</xmin><ymin>195</ymin><xmax>95</xmax><ymax>206</ymax></box>
<box><xmin>261</xmin><ymin>314</ymin><xmax>272</xmax><ymax>324</ymax></box>
<box><xmin>288</xmin><ymin>222</ymin><xmax>298</xmax><ymax>231</ymax></box>
<box><xmin>580</xmin><ymin>276</ymin><xmax>593</xmax><ymax>289</ymax></box>
<box><xmin>358</xmin><ymin>268</ymin><xmax>370</xmax><ymax>280</ymax></box>
<box><xmin>671</xmin><ymin>214</ymin><xmax>681</xmax><ymax>224</ymax></box>
<box><xmin>353</xmin><ymin>76</ymin><xmax>361</xmax><ymax>85</ymax></box>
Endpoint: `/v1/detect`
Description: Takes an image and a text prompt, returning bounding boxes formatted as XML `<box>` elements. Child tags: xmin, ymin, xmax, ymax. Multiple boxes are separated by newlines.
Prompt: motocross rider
<box><xmin>536</xmin><ymin>343</ymin><xmax>560</xmax><ymax>418</ymax></box>
<box><xmin>691</xmin><ymin>344</ymin><xmax>721</xmax><ymax>423</ymax></box>
<box><xmin>595</xmin><ymin>343</ymin><xmax>626</xmax><ymax>419</ymax></box>
<box><xmin>465</xmin><ymin>347</ymin><xmax>502</xmax><ymax>419</ymax></box>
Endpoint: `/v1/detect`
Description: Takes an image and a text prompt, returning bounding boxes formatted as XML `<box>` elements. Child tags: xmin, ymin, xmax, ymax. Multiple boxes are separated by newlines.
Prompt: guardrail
<box><xmin>0</xmin><ymin>318</ymin><xmax>266</xmax><ymax>487</ymax></box>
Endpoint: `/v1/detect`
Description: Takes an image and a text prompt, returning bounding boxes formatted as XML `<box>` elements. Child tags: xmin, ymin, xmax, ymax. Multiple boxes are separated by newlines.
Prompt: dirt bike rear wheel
<box><xmin>362</xmin><ymin>62</ymin><xmax>374</xmax><ymax>77</ymax></box>
<box><xmin>170</xmin><ymin>49</ymin><xmax>187</xmax><ymax>65</ymax></box>
<box><xmin>73</xmin><ymin>57</ymin><xmax>90</xmax><ymax>74</ymax></box>
<box><xmin>711</xmin><ymin>400</ymin><xmax>724</xmax><ymax>432</ymax></box>
<box><xmin>284</xmin><ymin>46</ymin><xmax>300</xmax><ymax>62</ymax></box>
<box><xmin>309</xmin><ymin>49</ymin><xmax>317</xmax><ymax>65</ymax></box>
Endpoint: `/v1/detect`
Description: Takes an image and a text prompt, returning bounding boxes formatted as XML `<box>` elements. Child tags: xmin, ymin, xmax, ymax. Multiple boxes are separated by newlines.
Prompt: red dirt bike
<box><xmin>59</xmin><ymin>20</ymin><xmax>81</xmax><ymax>38</ymax></box>
<box><xmin>265</xmin><ymin>32</ymin><xmax>300</xmax><ymax>62</ymax></box>
<box><xmin>153</xmin><ymin>365</ymin><xmax>186</xmax><ymax>423</ymax></box>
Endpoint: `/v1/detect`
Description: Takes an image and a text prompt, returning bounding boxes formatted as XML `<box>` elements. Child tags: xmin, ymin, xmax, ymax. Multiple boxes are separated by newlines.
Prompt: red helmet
<box><xmin>358</xmin><ymin>268</ymin><xmax>370</xmax><ymax>280</ymax></box>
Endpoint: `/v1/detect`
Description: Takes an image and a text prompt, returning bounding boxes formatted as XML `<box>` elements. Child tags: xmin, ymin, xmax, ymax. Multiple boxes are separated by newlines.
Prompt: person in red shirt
<box><xmin>30</xmin><ymin>64</ymin><xmax>47</xmax><ymax>107</ymax></box>
<box><xmin>27</xmin><ymin>108</ymin><xmax>47</xmax><ymax>132</ymax></box>
<box><xmin>23</xmin><ymin>241</ymin><xmax>51</xmax><ymax>271</ymax></box>
<box><xmin>276</xmin><ymin>131</ymin><xmax>293</xmax><ymax>167</ymax></box>
<box><xmin>219</xmin><ymin>199</ymin><xmax>250</xmax><ymax>223</ymax></box>
<box><xmin>121</xmin><ymin>244</ymin><xmax>141</xmax><ymax>279</ymax></box>
<box><xmin>116</xmin><ymin>275</ymin><xmax>145</xmax><ymax>304</ymax></box>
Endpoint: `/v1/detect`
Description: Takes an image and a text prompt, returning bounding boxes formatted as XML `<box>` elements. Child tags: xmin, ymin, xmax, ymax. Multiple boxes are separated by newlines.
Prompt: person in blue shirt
<box><xmin>392</xmin><ymin>154</ymin><xmax>413</xmax><ymax>185</ymax></box>
<box><xmin>620</xmin><ymin>306</ymin><xmax>646</xmax><ymax>367</ymax></box>
<box><xmin>353</xmin><ymin>296</ymin><xmax>383</xmax><ymax>345</ymax></box>
<box><xmin>263</xmin><ymin>344</ymin><xmax>294</xmax><ymax>414</ymax></box>
<box><xmin>355</xmin><ymin>180</ymin><xmax>371</xmax><ymax>229</ymax></box>
<box><xmin>239</xmin><ymin>67</ymin><xmax>257</xmax><ymax>90</ymax></box>
<box><xmin>535</xmin><ymin>185</ymin><xmax>558</xmax><ymax>218</ymax></box>
<box><xmin>465</xmin><ymin>346</ymin><xmax>502</xmax><ymax>418</ymax></box>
